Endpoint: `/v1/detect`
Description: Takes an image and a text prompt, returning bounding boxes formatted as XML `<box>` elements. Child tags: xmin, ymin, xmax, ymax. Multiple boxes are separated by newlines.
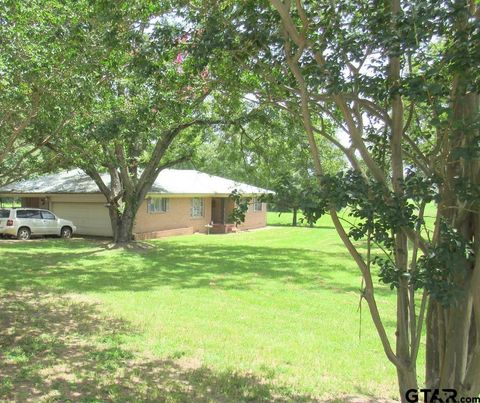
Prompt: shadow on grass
<box><xmin>0</xmin><ymin>239</ymin><xmax>394</xmax><ymax>298</ymax></box>
<box><xmin>0</xmin><ymin>289</ymin><xmax>320</xmax><ymax>402</ymax></box>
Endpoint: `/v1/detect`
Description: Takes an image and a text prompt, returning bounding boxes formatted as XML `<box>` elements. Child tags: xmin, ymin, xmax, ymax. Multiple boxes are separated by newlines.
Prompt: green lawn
<box><xmin>0</xmin><ymin>212</ymin><xmax>411</xmax><ymax>402</ymax></box>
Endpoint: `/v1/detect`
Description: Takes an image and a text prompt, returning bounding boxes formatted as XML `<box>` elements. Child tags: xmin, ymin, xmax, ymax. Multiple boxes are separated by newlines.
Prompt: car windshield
<box><xmin>0</xmin><ymin>209</ymin><xmax>10</xmax><ymax>218</ymax></box>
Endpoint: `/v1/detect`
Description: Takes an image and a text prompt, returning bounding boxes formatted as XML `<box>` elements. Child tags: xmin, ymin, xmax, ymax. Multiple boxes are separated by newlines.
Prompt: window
<box><xmin>16</xmin><ymin>209</ymin><xmax>42</xmax><ymax>219</ymax></box>
<box><xmin>41</xmin><ymin>211</ymin><xmax>56</xmax><ymax>220</ymax></box>
<box><xmin>147</xmin><ymin>198</ymin><xmax>169</xmax><ymax>214</ymax></box>
<box><xmin>191</xmin><ymin>198</ymin><xmax>204</xmax><ymax>218</ymax></box>
<box><xmin>0</xmin><ymin>209</ymin><xmax>10</xmax><ymax>218</ymax></box>
<box><xmin>253</xmin><ymin>198</ymin><xmax>263</xmax><ymax>212</ymax></box>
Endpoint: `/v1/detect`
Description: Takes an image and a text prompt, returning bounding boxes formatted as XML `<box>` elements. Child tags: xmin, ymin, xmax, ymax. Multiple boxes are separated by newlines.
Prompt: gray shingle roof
<box><xmin>0</xmin><ymin>169</ymin><xmax>272</xmax><ymax>196</ymax></box>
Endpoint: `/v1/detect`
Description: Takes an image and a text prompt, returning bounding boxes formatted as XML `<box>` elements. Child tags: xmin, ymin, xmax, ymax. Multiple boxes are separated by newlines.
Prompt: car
<box><xmin>0</xmin><ymin>208</ymin><xmax>77</xmax><ymax>240</ymax></box>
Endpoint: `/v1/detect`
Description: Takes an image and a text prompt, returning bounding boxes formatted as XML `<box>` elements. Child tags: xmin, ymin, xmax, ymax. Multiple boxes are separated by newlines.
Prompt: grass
<box><xmin>0</xmin><ymin>212</ymin><xmax>415</xmax><ymax>402</ymax></box>
<box><xmin>269</xmin><ymin>203</ymin><xmax>437</xmax><ymax>231</ymax></box>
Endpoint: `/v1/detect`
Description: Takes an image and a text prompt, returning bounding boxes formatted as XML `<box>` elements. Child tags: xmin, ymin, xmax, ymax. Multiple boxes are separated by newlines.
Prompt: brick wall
<box><xmin>239</xmin><ymin>202</ymin><xmax>267</xmax><ymax>230</ymax></box>
<box><xmin>133</xmin><ymin>197</ymin><xmax>212</xmax><ymax>235</ymax></box>
<box><xmin>133</xmin><ymin>196</ymin><xmax>267</xmax><ymax>237</ymax></box>
<box><xmin>223</xmin><ymin>198</ymin><xmax>267</xmax><ymax>231</ymax></box>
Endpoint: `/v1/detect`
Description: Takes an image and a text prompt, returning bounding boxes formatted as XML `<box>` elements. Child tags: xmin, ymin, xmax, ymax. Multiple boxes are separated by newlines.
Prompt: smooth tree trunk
<box><xmin>292</xmin><ymin>207</ymin><xmax>298</xmax><ymax>226</ymax></box>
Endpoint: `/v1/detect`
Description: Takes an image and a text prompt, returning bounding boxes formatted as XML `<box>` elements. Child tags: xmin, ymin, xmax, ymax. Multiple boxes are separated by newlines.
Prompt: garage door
<box><xmin>51</xmin><ymin>202</ymin><xmax>113</xmax><ymax>237</ymax></box>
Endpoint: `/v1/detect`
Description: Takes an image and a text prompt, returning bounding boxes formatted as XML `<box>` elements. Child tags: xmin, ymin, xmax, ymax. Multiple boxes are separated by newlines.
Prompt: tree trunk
<box><xmin>425</xmin><ymin>231</ymin><xmax>479</xmax><ymax>394</ymax></box>
<box><xmin>425</xmin><ymin>299</ymin><xmax>443</xmax><ymax>389</ymax></box>
<box><xmin>108</xmin><ymin>201</ymin><xmax>138</xmax><ymax>244</ymax></box>
<box><xmin>426</xmin><ymin>290</ymin><xmax>480</xmax><ymax>395</ymax></box>
<box><xmin>396</xmin><ymin>280</ymin><xmax>418</xmax><ymax>401</ymax></box>
<box><xmin>292</xmin><ymin>207</ymin><xmax>298</xmax><ymax>226</ymax></box>
<box><xmin>397</xmin><ymin>366</ymin><xmax>418</xmax><ymax>403</ymax></box>
<box><xmin>424</xmin><ymin>9</ymin><xmax>480</xmax><ymax>389</ymax></box>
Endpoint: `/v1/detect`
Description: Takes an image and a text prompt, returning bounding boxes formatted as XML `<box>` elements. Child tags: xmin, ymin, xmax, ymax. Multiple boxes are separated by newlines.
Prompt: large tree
<box><xmin>196</xmin><ymin>0</ymin><xmax>480</xmax><ymax>399</ymax></box>
<box><xmin>47</xmin><ymin>1</ymin><xmax>239</xmax><ymax>243</ymax></box>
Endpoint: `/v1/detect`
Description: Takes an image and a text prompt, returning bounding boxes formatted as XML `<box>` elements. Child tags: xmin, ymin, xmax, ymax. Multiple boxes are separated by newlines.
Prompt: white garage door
<box><xmin>52</xmin><ymin>202</ymin><xmax>113</xmax><ymax>237</ymax></box>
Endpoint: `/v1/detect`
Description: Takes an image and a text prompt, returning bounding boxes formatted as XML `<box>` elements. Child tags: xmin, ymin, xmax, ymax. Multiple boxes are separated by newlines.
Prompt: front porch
<box><xmin>210</xmin><ymin>197</ymin><xmax>237</xmax><ymax>234</ymax></box>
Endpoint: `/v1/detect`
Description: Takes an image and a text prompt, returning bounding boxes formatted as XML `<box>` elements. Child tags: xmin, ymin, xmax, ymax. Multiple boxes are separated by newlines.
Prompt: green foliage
<box><xmin>302</xmin><ymin>170</ymin><xmax>419</xmax><ymax>249</ymax></box>
<box><xmin>228</xmin><ymin>189</ymin><xmax>250</xmax><ymax>226</ymax></box>
<box><xmin>377</xmin><ymin>257</ymin><xmax>410</xmax><ymax>291</ymax></box>
<box><xmin>404</xmin><ymin>169</ymin><xmax>442</xmax><ymax>205</ymax></box>
<box><xmin>194</xmin><ymin>105</ymin><xmax>346</xmax><ymax>220</ymax></box>
<box><xmin>416</xmin><ymin>221</ymin><xmax>475</xmax><ymax>307</ymax></box>
<box><xmin>377</xmin><ymin>220</ymin><xmax>475</xmax><ymax>308</ymax></box>
<box><xmin>36</xmin><ymin>1</ymin><xmax>255</xmax><ymax>241</ymax></box>
<box><xmin>273</xmin><ymin>172</ymin><xmax>314</xmax><ymax>212</ymax></box>
<box><xmin>0</xmin><ymin>0</ymin><xmax>88</xmax><ymax>185</ymax></box>
<box><xmin>300</xmin><ymin>168</ymin><xmax>475</xmax><ymax>306</ymax></box>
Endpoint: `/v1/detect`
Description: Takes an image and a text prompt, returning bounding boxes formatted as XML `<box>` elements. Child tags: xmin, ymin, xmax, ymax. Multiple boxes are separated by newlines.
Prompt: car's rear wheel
<box><xmin>17</xmin><ymin>227</ymin><xmax>31</xmax><ymax>240</ymax></box>
<box><xmin>60</xmin><ymin>226</ymin><xmax>72</xmax><ymax>239</ymax></box>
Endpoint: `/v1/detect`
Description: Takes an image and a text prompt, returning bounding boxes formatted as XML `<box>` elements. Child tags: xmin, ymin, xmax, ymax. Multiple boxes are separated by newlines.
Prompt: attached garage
<box><xmin>51</xmin><ymin>202</ymin><xmax>112</xmax><ymax>237</ymax></box>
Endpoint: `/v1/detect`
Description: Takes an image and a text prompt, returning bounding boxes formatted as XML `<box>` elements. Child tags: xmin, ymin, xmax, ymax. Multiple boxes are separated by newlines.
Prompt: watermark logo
<box><xmin>406</xmin><ymin>389</ymin><xmax>480</xmax><ymax>403</ymax></box>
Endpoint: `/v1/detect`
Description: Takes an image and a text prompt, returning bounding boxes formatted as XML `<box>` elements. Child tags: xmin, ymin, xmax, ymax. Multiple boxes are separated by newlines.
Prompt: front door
<box><xmin>211</xmin><ymin>198</ymin><xmax>225</xmax><ymax>224</ymax></box>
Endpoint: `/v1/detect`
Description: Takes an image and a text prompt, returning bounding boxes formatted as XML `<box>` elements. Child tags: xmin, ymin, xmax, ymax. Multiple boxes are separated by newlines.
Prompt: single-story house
<box><xmin>0</xmin><ymin>169</ymin><xmax>272</xmax><ymax>239</ymax></box>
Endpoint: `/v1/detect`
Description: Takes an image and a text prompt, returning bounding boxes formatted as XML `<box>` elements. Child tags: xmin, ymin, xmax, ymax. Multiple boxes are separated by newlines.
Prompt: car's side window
<box><xmin>41</xmin><ymin>211</ymin><xmax>56</xmax><ymax>220</ymax></box>
<box><xmin>16</xmin><ymin>210</ymin><xmax>42</xmax><ymax>219</ymax></box>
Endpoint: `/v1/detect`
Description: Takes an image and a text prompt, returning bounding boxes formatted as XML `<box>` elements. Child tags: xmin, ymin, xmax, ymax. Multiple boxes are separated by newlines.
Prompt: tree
<box><xmin>194</xmin><ymin>105</ymin><xmax>345</xmax><ymax>226</ymax></box>
<box><xmin>196</xmin><ymin>0</ymin><xmax>480</xmax><ymax>399</ymax></box>
<box><xmin>273</xmin><ymin>172</ymin><xmax>310</xmax><ymax>226</ymax></box>
<box><xmin>0</xmin><ymin>0</ymin><xmax>86</xmax><ymax>186</ymax></box>
<box><xmin>47</xmin><ymin>1</ymin><xmax>238</xmax><ymax>244</ymax></box>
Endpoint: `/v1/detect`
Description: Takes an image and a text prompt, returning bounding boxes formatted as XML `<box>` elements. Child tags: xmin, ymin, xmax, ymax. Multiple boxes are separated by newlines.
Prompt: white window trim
<box><xmin>253</xmin><ymin>198</ymin><xmax>263</xmax><ymax>212</ymax></box>
<box><xmin>191</xmin><ymin>197</ymin><xmax>204</xmax><ymax>218</ymax></box>
<box><xmin>147</xmin><ymin>198</ymin><xmax>169</xmax><ymax>214</ymax></box>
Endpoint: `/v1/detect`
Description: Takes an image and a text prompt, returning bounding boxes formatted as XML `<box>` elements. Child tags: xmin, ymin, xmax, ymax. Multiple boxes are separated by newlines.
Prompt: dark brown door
<box><xmin>211</xmin><ymin>198</ymin><xmax>225</xmax><ymax>224</ymax></box>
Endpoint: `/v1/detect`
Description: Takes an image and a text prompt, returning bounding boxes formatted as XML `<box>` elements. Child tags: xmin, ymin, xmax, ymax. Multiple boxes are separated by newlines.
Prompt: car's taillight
<box><xmin>6</xmin><ymin>219</ymin><xmax>13</xmax><ymax>226</ymax></box>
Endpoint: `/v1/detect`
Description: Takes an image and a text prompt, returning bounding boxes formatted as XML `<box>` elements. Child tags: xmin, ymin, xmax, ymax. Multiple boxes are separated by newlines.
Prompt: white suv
<box><xmin>0</xmin><ymin>208</ymin><xmax>77</xmax><ymax>240</ymax></box>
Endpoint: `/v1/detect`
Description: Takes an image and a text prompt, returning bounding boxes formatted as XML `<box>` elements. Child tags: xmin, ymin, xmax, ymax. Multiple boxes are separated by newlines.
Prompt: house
<box><xmin>0</xmin><ymin>169</ymin><xmax>272</xmax><ymax>239</ymax></box>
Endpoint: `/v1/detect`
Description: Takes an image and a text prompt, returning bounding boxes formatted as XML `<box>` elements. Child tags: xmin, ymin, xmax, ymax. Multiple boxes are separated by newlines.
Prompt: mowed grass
<box><xmin>0</xmin><ymin>212</ymin><xmax>415</xmax><ymax>401</ymax></box>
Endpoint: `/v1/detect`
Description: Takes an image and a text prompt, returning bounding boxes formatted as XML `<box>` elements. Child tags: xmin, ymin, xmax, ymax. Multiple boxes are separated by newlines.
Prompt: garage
<box><xmin>51</xmin><ymin>202</ymin><xmax>113</xmax><ymax>237</ymax></box>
